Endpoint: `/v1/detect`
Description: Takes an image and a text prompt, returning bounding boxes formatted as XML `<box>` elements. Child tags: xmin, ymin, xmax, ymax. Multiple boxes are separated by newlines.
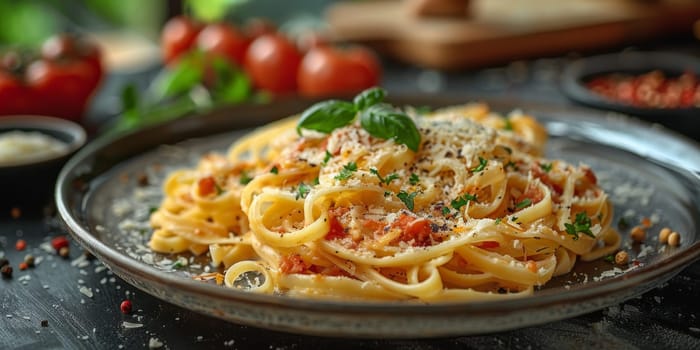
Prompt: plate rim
<box><xmin>54</xmin><ymin>96</ymin><xmax>700</xmax><ymax>333</ymax></box>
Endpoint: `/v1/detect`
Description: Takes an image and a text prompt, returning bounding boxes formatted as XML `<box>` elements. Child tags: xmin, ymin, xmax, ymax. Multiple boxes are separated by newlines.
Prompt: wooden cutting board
<box><xmin>326</xmin><ymin>0</ymin><xmax>700</xmax><ymax>70</ymax></box>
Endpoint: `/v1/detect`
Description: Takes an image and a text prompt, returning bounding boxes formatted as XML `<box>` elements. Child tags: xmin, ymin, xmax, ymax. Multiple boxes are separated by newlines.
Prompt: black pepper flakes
<box><xmin>137</xmin><ymin>173</ymin><xmax>149</xmax><ymax>186</ymax></box>
<box><xmin>0</xmin><ymin>258</ymin><xmax>8</xmax><ymax>268</ymax></box>
<box><xmin>83</xmin><ymin>250</ymin><xmax>96</xmax><ymax>261</ymax></box>
<box><xmin>41</xmin><ymin>320</ymin><xmax>49</xmax><ymax>327</ymax></box>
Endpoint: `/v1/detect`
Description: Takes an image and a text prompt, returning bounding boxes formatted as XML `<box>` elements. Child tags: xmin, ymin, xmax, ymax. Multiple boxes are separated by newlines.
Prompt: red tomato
<box><xmin>196</xmin><ymin>23</ymin><xmax>248</xmax><ymax>66</ymax></box>
<box><xmin>244</xmin><ymin>33</ymin><xmax>302</xmax><ymax>94</ymax></box>
<box><xmin>297</xmin><ymin>45</ymin><xmax>381</xmax><ymax>98</ymax></box>
<box><xmin>161</xmin><ymin>16</ymin><xmax>202</xmax><ymax>65</ymax></box>
<box><xmin>0</xmin><ymin>71</ymin><xmax>35</xmax><ymax>116</ymax></box>
<box><xmin>25</xmin><ymin>59</ymin><xmax>97</xmax><ymax>120</ymax></box>
<box><xmin>41</xmin><ymin>34</ymin><xmax>103</xmax><ymax>92</ymax></box>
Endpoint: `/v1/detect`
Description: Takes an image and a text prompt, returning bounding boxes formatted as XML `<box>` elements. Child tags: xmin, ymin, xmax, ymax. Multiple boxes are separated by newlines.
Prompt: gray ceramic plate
<box><xmin>55</xmin><ymin>97</ymin><xmax>700</xmax><ymax>338</ymax></box>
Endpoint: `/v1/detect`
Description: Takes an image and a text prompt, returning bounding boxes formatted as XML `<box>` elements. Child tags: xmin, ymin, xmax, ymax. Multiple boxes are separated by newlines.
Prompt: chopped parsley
<box><xmin>441</xmin><ymin>206</ymin><xmax>451</xmax><ymax>215</ymax></box>
<box><xmin>494</xmin><ymin>218</ymin><xmax>502</xmax><ymax>225</ymax></box>
<box><xmin>239</xmin><ymin>171</ymin><xmax>253</xmax><ymax>185</ymax></box>
<box><xmin>270</xmin><ymin>166</ymin><xmax>278</xmax><ymax>174</ymax></box>
<box><xmin>409</xmin><ymin>173</ymin><xmax>420</xmax><ymax>185</ymax></box>
<box><xmin>511</xmin><ymin>216</ymin><xmax>519</xmax><ymax>222</ymax></box>
<box><xmin>296</xmin><ymin>183</ymin><xmax>311</xmax><ymax>200</ymax></box>
<box><xmin>322</xmin><ymin>150</ymin><xmax>332</xmax><ymax>165</ymax></box>
<box><xmin>312</xmin><ymin>177</ymin><xmax>319</xmax><ymax>185</ymax></box>
<box><xmin>564</xmin><ymin>212</ymin><xmax>594</xmax><ymax>241</ymax></box>
<box><xmin>334</xmin><ymin>161</ymin><xmax>357</xmax><ymax>180</ymax></box>
<box><xmin>384</xmin><ymin>191</ymin><xmax>392</xmax><ymax>197</ymax></box>
<box><xmin>149</xmin><ymin>206</ymin><xmax>159</xmax><ymax>214</ymax></box>
<box><xmin>504</xmin><ymin>118</ymin><xmax>513</xmax><ymax>131</ymax></box>
<box><xmin>505</xmin><ymin>161</ymin><xmax>519</xmax><ymax>171</ymax></box>
<box><xmin>171</xmin><ymin>257</ymin><xmax>187</xmax><ymax>269</ymax></box>
<box><xmin>369</xmin><ymin>168</ymin><xmax>399</xmax><ymax>185</ymax></box>
<box><xmin>604</xmin><ymin>255</ymin><xmax>615</xmax><ymax>263</ymax></box>
<box><xmin>515</xmin><ymin>198</ymin><xmax>532</xmax><ymax>210</ymax></box>
<box><xmin>540</xmin><ymin>162</ymin><xmax>553</xmax><ymax>173</ymax></box>
<box><xmin>397</xmin><ymin>191</ymin><xmax>418</xmax><ymax>211</ymax></box>
<box><xmin>451</xmin><ymin>193</ymin><xmax>477</xmax><ymax>210</ymax></box>
<box><xmin>214</xmin><ymin>182</ymin><xmax>225</xmax><ymax>195</ymax></box>
<box><xmin>471</xmin><ymin>157</ymin><xmax>487</xmax><ymax>173</ymax></box>
<box><xmin>503</xmin><ymin>146</ymin><xmax>512</xmax><ymax>154</ymax></box>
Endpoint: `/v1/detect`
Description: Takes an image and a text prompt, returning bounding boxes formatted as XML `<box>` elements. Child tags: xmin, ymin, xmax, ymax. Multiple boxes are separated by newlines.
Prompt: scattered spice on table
<box><xmin>120</xmin><ymin>300</ymin><xmax>132</xmax><ymax>314</ymax></box>
<box><xmin>59</xmin><ymin>246</ymin><xmax>70</xmax><ymax>259</ymax></box>
<box><xmin>51</xmin><ymin>236</ymin><xmax>69</xmax><ymax>252</ymax></box>
<box><xmin>1</xmin><ymin>265</ymin><xmax>12</xmax><ymax>278</ymax></box>
<box><xmin>15</xmin><ymin>239</ymin><xmax>26</xmax><ymax>251</ymax></box>
<box><xmin>24</xmin><ymin>255</ymin><xmax>35</xmax><ymax>267</ymax></box>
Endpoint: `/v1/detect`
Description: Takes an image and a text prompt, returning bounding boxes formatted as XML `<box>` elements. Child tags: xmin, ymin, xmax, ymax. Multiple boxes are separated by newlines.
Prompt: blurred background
<box><xmin>1</xmin><ymin>0</ymin><xmax>699</xmax><ymax>137</ymax></box>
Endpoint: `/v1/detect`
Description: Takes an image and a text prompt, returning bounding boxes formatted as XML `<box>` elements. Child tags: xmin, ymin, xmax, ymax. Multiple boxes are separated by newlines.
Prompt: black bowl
<box><xmin>0</xmin><ymin>116</ymin><xmax>86</xmax><ymax>208</ymax></box>
<box><xmin>561</xmin><ymin>51</ymin><xmax>700</xmax><ymax>140</ymax></box>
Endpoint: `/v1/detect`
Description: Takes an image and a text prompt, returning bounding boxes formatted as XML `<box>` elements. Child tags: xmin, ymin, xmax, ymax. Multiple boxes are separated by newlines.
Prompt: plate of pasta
<box><xmin>56</xmin><ymin>90</ymin><xmax>700</xmax><ymax>337</ymax></box>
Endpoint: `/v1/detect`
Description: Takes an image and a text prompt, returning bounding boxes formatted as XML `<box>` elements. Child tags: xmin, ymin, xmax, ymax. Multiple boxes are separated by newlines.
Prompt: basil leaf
<box><xmin>297</xmin><ymin>100</ymin><xmax>357</xmax><ymax>135</ymax></box>
<box><xmin>210</xmin><ymin>56</ymin><xmax>251</xmax><ymax>104</ymax></box>
<box><xmin>353</xmin><ymin>87</ymin><xmax>386</xmax><ymax>110</ymax></box>
<box><xmin>153</xmin><ymin>52</ymin><xmax>204</xmax><ymax>99</ymax></box>
<box><xmin>360</xmin><ymin>103</ymin><xmax>421</xmax><ymax>152</ymax></box>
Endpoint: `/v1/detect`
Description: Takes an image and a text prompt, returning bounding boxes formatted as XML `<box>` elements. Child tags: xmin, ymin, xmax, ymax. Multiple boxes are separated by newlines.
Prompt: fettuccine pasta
<box><xmin>149</xmin><ymin>102</ymin><xmax>619</xmax><ymax>301</ymax></box>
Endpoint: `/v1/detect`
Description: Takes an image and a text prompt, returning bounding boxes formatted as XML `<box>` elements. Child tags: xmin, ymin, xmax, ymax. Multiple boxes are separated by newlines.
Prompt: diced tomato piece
<box><xmin>325</xmin><ymin>207</ymin><xmax>348</xmax><ymax>240</ymax></box>
<box><xmin>393</xmin><ymin>214</ymin><xmax>433</xmax><ymax>247</ymax></box>
<box><xmin>475</xmin><ymin>241</ymin><xmax>500</xmax><ymax>249</ymax></box>
<box><xmin>279</xmin><ymin>254</ymin><xmax>308</xmax><ymax>274</ymax></box>
<box><xmin>582</xmin><ymin>166</ymin><xmax>597</xmax><ymax>185</ymax></box>
<box><xmin>197</xmin><ymin>176</ymin><xmax>216</xmax><ymax>196</ymax></box>
<box><xmin>363</xmin><ymin>219</ymin><xmax>385</xmax><ymax>233</ymax></box>
<box><xmin>531</xmin><ymin>165</ymin><xmax>562</xmax><ymax>196</ymax></box>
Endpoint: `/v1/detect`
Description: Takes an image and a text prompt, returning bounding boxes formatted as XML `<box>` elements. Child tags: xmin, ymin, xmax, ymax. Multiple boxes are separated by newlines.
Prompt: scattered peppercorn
<box><xmin>658</xmin><ymin>227</ymin><xmax>671</xmax><ymax>244</ymax></box>
<box><xmin>120</xmin><ymin>300</ymin><xmax>132</xmax><ymax>314</ymax></box>
<box><xmin>668</xmin><ymin>232</ymin><xmax>681</xmax><ymax>247</ymax></box>
<box><xmin>58</xmin><ymin>246</ymin><xmax>70</xmax><ymax>259</ymax></box>
<box><xmin>137</xmin><ymin>173</ymin><xmax>149</xmax><ymax>186</ymax></box>
<box><xmin>18</xmin><ymin>262</ymin><xmax>28</xmax><ymax>271</ymax></box>
<box><xmin>1</xmin><ymin>265</ymin><xmax>12</xmax><ymax>278</ymax></box>
<box><xmin>51</xmin><ymin>236</ymin><xmax>69</xmax><ymax>252</ymax></box>
<box><xmin>15</xmin><ymin>239</ymin><xmax>27</xmax><ymax>251</ymax></box>
<box><xmin>41</xmin><ymin>320</ymin><xmax>49</xmax><ymax>327</ymax></box>
<box><xmin>630</xmin><ymin>226</ymin><xmax>646</xmax><ymax>243</ymax></box>
<box><xmin>0</xmin><ymin>258</ymin><xmax>8</xmax><ymax>268</ymax></box>
<box><xmin>24</xmin><ymin>255</ymin><xmax>35</xmax><ymax>267</ymax></box>
<box><xmin>10</xmin><ymin>207</ymin><xmax>21</xmax><ymax>219</ymax></box>
<box><xmin>614</xmin><ymin>251</ymin><xmax>629</xmax><ymax>265</ymax></box>
<box><xmin>83</xmin><ymin>250</ymin><xmax>95</xmax><ymax>260</ymax></box>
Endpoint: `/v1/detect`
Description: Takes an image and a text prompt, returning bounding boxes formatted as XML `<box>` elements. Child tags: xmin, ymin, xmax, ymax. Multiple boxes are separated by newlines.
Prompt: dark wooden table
<box><xmin>2</xmin><ymin>42</ymin><xmax>700</xmax><ymax>349</ymax></box>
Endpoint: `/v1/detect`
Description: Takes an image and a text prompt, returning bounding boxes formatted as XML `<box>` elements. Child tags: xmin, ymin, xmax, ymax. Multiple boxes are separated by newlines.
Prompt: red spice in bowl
<box><xmin>585</xmin><ymin>70</ymin><xmax>700</xmax><ymax>109</ymax></box>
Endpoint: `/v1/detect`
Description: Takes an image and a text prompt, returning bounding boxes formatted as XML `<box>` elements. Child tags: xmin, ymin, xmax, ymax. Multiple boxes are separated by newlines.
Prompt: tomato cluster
<box><xmin>0</xmin><ymin>34</ymin><xmax>103</xmax><ymax>120</ymax></box>
<box><xmin>161</xmin><ymin>16</ymin><xmax>381</xmax><ymax>98</ymax></box>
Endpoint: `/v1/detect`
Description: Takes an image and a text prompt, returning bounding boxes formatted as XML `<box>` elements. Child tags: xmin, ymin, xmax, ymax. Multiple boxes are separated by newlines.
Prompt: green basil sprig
<box><xmin>360</xmin><ymin>103</ymin><xmax>421</xmax><ymax>152</ymax></box>
<box><xmin>296</xmin><ymin>87</ymin><xmax>421</xmax><ymax>152</ymax></box>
